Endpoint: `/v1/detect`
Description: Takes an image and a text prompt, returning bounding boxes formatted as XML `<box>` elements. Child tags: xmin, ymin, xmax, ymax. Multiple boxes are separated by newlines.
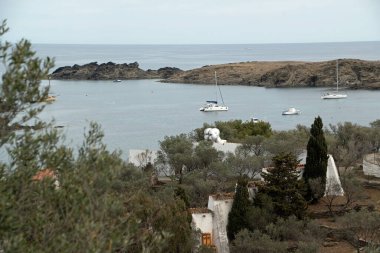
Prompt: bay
<box><xmin>40</xmin><ymin>79</ymin><xmax>380</xmax><ymax>159</ymax></box>
<box><xmin>2</xmin><ymin>42</ymin><xmax>380</xmax><ymax>160</ymax></box>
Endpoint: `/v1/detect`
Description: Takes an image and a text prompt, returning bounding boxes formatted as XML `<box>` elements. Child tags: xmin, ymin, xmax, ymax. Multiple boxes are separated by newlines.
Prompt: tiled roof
<box><xmin>210</xmin><ymin>192</ymin><xmax>234</xmax><ymax>200</ymax></box>
<box><xmin>32</xmin><ymin>168</ymin><xmax>56</xmax><ymax>181</ymax></box>
<box><xmin>189</xmin><ymin>208</ymin><xmax>213</xmax><ymax>214</ymax></box>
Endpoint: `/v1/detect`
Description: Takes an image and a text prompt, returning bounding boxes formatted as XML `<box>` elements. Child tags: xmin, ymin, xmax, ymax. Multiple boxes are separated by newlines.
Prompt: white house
<box><xmin>191</xmin><ymin>193</ymin><xmax>234</xmax><ymax>253</ymax></box>
<box><xmin>363</xmin><ymin>153</ymin><xmax>380</xmax><ymax>178</ymax></box>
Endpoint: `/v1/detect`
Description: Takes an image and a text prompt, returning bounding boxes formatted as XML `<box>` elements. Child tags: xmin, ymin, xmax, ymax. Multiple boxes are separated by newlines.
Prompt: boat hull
<box><xmin>321</xmin><ymin>94</ymin><xmax>347</xmax><ymax>99</ymax></box>
<box><xmin>200</xmin><ymin>106</ymin><xmax>228</xmax><ymax>112</ymax></box>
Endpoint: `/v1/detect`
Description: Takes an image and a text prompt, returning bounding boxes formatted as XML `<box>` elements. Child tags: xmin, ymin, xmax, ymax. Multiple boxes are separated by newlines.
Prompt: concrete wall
<box><xmin>363</xmin><ymin>154</ymin><xmax>380</xmax><ymax>178</ymax></box>
<box><xmin>192</xmin><ymin>213</ymin><xmax>213</xmax><ymax>235</ymax></box>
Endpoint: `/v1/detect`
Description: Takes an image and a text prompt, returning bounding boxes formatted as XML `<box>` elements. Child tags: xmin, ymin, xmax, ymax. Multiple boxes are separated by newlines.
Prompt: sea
<box><xmin>2</xmin><ymin>42</ymin><xmax>380</xmax><ymax>160</ymax></box>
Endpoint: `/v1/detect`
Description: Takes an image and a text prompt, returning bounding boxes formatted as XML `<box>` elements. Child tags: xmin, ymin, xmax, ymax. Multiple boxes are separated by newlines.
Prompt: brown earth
<box><xmin>164</xmin><ymin>59</ymin><xmax>380</xmax><ymax>89</ymax></box>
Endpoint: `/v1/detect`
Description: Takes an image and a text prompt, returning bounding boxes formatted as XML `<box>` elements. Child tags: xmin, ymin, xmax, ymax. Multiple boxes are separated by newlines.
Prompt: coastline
<box><xmin>50</xmin><ymin>59</ymin><xmax>380</xmax><ymax>89</ymax></box>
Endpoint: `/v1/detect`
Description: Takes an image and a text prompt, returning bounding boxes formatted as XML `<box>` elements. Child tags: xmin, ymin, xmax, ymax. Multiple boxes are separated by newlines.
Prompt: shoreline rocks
<box><xmin>50</xmin><ymin>61</ymin><xmax>183</xmax><ymax>80</ymax></box>
<box><xmin>50</xmin><ymin>59</ymin><xmax>380</xmax><ymax>89</ymax></box>
<box><xmin>164</xmin><ymin>59</ymin><xmax>380</xmax><ymax>89</ymax></box>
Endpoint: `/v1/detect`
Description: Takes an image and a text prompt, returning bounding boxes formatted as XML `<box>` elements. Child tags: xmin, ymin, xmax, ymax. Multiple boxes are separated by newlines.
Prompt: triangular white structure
<box><xmin>324</xmin><ymin>155</ymin><xmax>344</xmax><ymax>196</ymax></box>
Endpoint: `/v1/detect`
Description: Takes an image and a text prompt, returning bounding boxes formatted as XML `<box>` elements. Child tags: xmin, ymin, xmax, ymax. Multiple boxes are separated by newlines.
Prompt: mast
<box><xmin>214</xmin><ymin>71</ymin><xmax>218</xmax><ymax>103</ymax></box>
<box><xmin>215</xmin><ymin>71</ymin><xmax>225</xmax><ymax>105</ymax></box>
<box><xmin>336</xmin><ymin>60</ymin><xmax>339</xmax><ymax>92</ymax></box>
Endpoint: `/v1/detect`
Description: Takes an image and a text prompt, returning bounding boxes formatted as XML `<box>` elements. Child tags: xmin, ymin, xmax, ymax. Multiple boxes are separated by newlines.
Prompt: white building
<box><xmin>363</xmin><ymin>153</ymin><xmax>380</xmax><ymax>178</ymax></box>
<box><xmin>190</xmin><ymin>193</ymin><xmax>234</xmax><ymax>253</ymax></box>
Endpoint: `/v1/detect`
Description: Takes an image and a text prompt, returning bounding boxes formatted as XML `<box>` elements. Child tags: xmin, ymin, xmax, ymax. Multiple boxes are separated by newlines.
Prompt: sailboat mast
<box><xmin>215</xmin><ymin>71</ymin><xmax>225</xmax><ymax>105</ymax></box>
<box><xmin>336</xmin><ymin>60</ymin><xmax>339</xmax><ymax>92</ymax></box>
<box><xmin>214</xmin><ymin>71</ymin><xmax>218</xmax><ymax>102</ymax></box>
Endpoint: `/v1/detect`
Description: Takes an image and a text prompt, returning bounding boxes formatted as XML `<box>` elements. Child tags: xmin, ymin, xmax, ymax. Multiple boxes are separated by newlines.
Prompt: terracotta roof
<box><xmin>32</xmin><ymin>168</ymin><xmax>56</xmax><ymax>181</ymax></box>
<box><xmin>247</xmin><ymin>181</ymin><xmax>265</xmax><ymax>187</ymax></box>
<box><xmin>189</xmin><ymin>208</ymin><xmax>213</xmax><ymax>214</ymax></box>
<box><xmin>210</xmin><ymin>192</ymin><xmax>234</xmax><ymax>200</ymax></box>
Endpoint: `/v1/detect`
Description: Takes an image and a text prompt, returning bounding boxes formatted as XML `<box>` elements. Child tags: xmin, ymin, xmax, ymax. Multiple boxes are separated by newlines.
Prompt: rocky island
<box><xmin>165</xmin><ymin>59</ymin><xmax>380</xmax><ymax>89</ymax></box>
<box><xmin>51</xmin><ymin>59</ymin><xmax>380</xmax><ymax>89</ymax></box>
<box><xmin>50</xmin><ymin>61</ymin><xmax>183</xmax><ymax>80</ymax></box>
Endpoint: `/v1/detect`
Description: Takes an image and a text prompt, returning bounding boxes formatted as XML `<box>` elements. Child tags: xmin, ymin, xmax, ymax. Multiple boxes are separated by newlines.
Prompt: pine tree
<box><xmin>303</xmin><ymin>116</ymin><xmax>328</xmax><ymax>200</ymax></box>
<box><xmin>259</xmin><ymin>153</ymin><xmax>307</xmax><ymax>219</ymax></box>
<box><xmin>227</xmin><ymin>177</ymin><xmax>251</xmax><ymax>241</ymax></box>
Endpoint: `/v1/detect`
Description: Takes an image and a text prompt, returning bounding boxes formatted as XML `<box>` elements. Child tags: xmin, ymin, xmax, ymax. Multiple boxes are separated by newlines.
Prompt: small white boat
<box><xmin>321</xmin><ymin>92</ymin><xmax>347</xmax><ymax>99</ymax></box>
<box><xmin>282</xmin><ymin>107</ymin><xmax>300</xmax><ymax>115</ymax></box>
<box><xmin>200</xmin><ymin>71</ymin><xmax>228</xmax><ymax>112</ymax></box>
<box><xmin>113</xmin><ymin>79</ymin><xmax>122</xmax><ymax>83</ymax></box>
<box><xmin>321</xmin><ymin>60</ymin><xmax>347</xmax><ymax>99</ymax></box>
<box><xmin>251</xmin><ymin>117</ymin><xmax>260</xmax><ymax>123</ymax></box>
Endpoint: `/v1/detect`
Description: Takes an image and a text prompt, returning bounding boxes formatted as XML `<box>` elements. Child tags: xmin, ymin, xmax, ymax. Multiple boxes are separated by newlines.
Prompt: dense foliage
<box><xmin>303</xmin><ymin>116</ymin><xmax>328</xmax><ymax>200</ymax></box>
<box><xmin>227</xmin><ymin>178</ymin><xmax>251</xmax><ymax>241</ymax></box>
<box><xmin>193</xmin><ymin>119</ymin><xmax>272</xmax><ymax>142</ymax></box>
<box><xmin>0</xmin><ymin>20</ymin><xmax>54</xmax><ymax>147</ymax></box>
<box><xmin>258</xmin><ymin>153</ymin><xmax>307</xmax><ymax>219</ymax></box>
<box><xmin>0</xmin><ymin>23</ymin><xmax>194</xmax><ymax>253</ymax></box>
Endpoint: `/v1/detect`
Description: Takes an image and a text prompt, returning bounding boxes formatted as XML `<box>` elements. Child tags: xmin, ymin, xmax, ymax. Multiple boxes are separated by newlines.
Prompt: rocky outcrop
<box><xmin>164</xmin><ymin>59</ymin><xmax>380</xmax><ymax>89</ymax></box>
<box><xmin>50</xmin><ymin>62</ymin><xmax>182</xmax><ymax>80</ymax></box>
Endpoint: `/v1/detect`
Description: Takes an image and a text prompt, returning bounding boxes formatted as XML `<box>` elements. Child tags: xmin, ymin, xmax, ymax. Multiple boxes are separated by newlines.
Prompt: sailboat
<box><xmin>321</xmin><ymin>60</ymin><xmax>347</xmax><ymax>99</ymax></box>
<box><xmin>199</xmin><ymin>71</ymin><xmax>228</xmax><ymax>112</ymax></box>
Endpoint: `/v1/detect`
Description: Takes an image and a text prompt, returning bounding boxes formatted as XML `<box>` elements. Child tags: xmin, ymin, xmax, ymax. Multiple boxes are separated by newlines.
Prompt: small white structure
<box><xmin>191</xmin><ymin>193</ymin><xmax>234</xmax><ymax>253</ymax></box>
<box><xmin>204</xmin><ymin>128</ymin><xmax>227</xmax><ymax>144</ymax></box>
<box><xmin>363</xmin><ymin>153</ymin><xmax>380</xmax><ymax>178</ymax></box>
<box><xmin>325</xmin><ymin>155</ymin><xmax>344</xmax><ymax>196</ymax></box>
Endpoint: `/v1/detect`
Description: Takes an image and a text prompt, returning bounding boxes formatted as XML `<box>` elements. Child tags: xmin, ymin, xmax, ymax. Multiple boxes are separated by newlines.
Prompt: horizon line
<box><xmin>31</xmin><ymin>40</ymin><xmax>380</xmax><ymax>46</ymax></box>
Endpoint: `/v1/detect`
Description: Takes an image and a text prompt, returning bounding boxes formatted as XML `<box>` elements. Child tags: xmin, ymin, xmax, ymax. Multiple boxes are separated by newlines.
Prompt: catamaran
<box><xmin>200</xmin><ymin>72</ymin><xmax>228</xmax><ymax>112</ymax></box>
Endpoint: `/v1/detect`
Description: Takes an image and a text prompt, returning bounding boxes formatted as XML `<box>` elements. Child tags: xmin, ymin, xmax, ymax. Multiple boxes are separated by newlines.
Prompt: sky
<box><xmin>1</xmin><ymin>0</ymin><xmax>379</xmax><ymax>44</ymax></box>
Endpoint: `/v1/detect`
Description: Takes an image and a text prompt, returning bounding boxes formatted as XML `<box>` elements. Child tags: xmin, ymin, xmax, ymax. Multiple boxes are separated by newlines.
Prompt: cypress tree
<box><xmin>227</xmin><ymin>177</ymin><xmax>250</xmax><ymax>241</ymax></box>
<box><xmin>303</xmin><ymin>116</ymin><xmax>328</xmax><ymax>200</ymax></box>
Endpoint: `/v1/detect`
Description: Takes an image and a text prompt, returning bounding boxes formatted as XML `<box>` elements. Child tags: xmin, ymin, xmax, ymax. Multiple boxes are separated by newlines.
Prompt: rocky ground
<box><xmin>50</xmin><ymin>59</ymin><xmax>380</xmax><ymax>89</ymax></box>
<box><xmin>50</xmin><ymin>62</ymin><xmax>183</xmax><ymax>80</ymax></box>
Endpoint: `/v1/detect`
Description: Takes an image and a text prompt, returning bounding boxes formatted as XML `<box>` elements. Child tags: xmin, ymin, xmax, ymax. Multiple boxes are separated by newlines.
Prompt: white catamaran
<box><xmin>321</xmin><ymin>60</ymin><xmax>347</xmax><ymax>99</ymax></box>
<box><xmin>200</xmin><ymin>72</ymin><xmax>228</xmax><ymax>112</ymax></box>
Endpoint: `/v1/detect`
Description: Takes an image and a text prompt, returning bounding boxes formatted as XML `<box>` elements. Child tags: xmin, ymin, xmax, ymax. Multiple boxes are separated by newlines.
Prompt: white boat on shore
<box><xmin>282</xmin><ymin>107</ymin><xmax>300</xmax><ymax>115</ymax></box>
<box><xmin>321</xmin><ymin>60</ymin><xmax>347</xmax><ymax>99</ymax></box>
<box><xmin>200</xmin><ymin>72</ymin><xmax>228</xmax><ymax>112</ymax></box>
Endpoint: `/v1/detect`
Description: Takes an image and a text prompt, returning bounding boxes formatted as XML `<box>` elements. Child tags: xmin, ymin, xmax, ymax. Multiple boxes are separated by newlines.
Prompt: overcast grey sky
<box><xmin>1</xmin><ymin>0</ymin><xmax>379</xmax><ymax>44</ymax></box>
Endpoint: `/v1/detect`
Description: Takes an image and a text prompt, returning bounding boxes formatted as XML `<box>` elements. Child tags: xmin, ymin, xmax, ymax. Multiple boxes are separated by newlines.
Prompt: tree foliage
<box><xmin>0</xmin><ymin>23</ymin><xmax>195</xmax><ymax>252</ymax></box>
<box><xmin>227</xmin><ymin>177</ymin><xmax>251</xmax><ymax>241</ymax></box>
<box><xmin>193</xmin><ymin>119</ymin><xmax>272</xmax><ymax>142</ymax></box>
<box><xmin>258</xmin><ymin>153</ymin><xmax>307</xmax><ymax>219</ymax></box>
<box><xmin>303</xmin><ymin>116</ymin><xmax>328</xmax><ymax>200</ymax></box>
<box><xmin>0</xmin><ymin>20</ymin><xmax>54</xmax><ymax>147</ymax></box>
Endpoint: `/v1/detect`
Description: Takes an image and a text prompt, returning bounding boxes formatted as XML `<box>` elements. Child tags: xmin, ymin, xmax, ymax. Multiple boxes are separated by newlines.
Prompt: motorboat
<box><xmin>200</xmin><ymin>72</ymin><xmax>228</xmax><ymax>112</ymax></box>
<box><xmin>113</xmin><ymin>79</ymin><xmax>122</xmax><ymax>83</ymax></box>
<box><xmin>282</xmin><ymin>107</ymin><xmax>300</xmax><ymax>115</ymax></box>
<box><xmin>321</xmin><ymin>60</ymin><xmax>347</xmax><ymax>99</ymax></box>
<box><xmin>251</xmin><ymin>117</ymin><xmax>260</xmax><ymax>123</ymax></box>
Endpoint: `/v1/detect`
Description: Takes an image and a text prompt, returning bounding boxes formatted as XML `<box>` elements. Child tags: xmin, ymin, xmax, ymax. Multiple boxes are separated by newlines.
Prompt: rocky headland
<box><xmin>50</xmin><ymin>62</ymin><xmax>183</xmax><ymax>80</ymax></box>
<box><xmin>50</xmin><ymin>59</ymin><xmax>380</xmax><ymax>89</ymax></box>
<box><xmin>164</xmin><ymin>59</ymin><xmax>380</xmax><ymax>89</ymax></box>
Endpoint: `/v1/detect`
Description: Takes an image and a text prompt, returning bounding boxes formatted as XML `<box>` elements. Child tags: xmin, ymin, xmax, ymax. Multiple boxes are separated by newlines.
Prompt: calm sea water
<box><xmin>2</xmin><ymin>42</ymin><xmax>380</xmax><ymax>159</ymax></box>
